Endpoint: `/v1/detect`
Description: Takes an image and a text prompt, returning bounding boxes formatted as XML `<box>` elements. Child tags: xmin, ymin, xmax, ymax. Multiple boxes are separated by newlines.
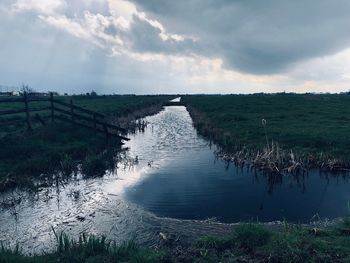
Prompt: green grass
<box><xmin>0</xmin><ymin>232</ymin><xmax>171</xmax><ymax>263</ymax></box>
<box><xmin>0</xmin><ymin>94</ymin><xmax>172</xmax><ymax>131</ymax></box>
<box><xmin>194</xmin><ymin>222</ymin><xmax>350</xmax><ymax>262</ymax></box>
<box><xmin>183</xmin><ymin>93</ymin><xmax>350</xmax><ymax>168</ymax></box>
<box><xmin>0</xmin><ymin>95</ymin><xmax>172</xmax><ymax>191</ymax></box>
<box><xmin>0</xmin><ymin>122</ymin><xmax>119</xmax><ymax>191</ymax></box>
<box><xmin>0</xmin><ymin>94</ymin><xmax>172</xmax><ymax>114</ymax></box>
<box><xmin>69</xmin><ymin>95</ymin><xmax>173</xmax><ymax>115</ymax></box>
<box><xmin>2</xmin><ymin>222</ymin><xmax>350</xmax><ymax>262</ymax></box>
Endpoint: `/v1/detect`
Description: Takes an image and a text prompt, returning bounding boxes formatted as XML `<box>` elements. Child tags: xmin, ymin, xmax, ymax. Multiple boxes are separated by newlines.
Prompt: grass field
<box><xmin>0</xmin><ymin>94</ymin><xmax>173</xmax><ymax>124</ymax></box>
<box><xmin>0</xmin><ymin>95</ymin><xmax>172</xmax><ymax>191</ymax></box>
<box><xmin>183</xmin><ymin>93</ymin><xmax>350</xmax><ymax>171</ymax></box>
<box><xmin>2</xmin><ymin>220</ymin><xmax>350</xmax><ymax>262</ymax></box>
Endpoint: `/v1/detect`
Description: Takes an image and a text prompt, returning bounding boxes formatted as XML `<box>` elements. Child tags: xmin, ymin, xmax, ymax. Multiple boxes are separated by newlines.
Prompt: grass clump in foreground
<box><xmin>2</xmin><ymin>221</ymin><xmax>350</xmax><ymax>262</ymax></box>
<box><xmin>0</xmin><ymin>232</ymin><xmax>171</xmax><ymax>263</ymax></box>
<box><xmin>183</xmin><ymin>94</ymin><xmax>350</xmax><ymax>173</ymax></box>
<box><xmin>194</xmin><ymin>221</ymin><xmax>350</xmax><ymax>262</ymax></box>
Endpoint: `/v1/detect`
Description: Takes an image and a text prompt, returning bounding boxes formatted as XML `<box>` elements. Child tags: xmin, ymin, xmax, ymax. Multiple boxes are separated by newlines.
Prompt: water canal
<box><xmin>1</xmin><ymin>104</ymin><xmax>350</xmax><ymax>252</ymax></box>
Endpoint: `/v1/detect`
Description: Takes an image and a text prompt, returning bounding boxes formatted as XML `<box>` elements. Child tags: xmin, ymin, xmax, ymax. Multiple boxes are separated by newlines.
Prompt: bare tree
<box><xmin>20</xmin><ymin>84</ymin><xmax>35</xmax><ymax>94</ymax></box>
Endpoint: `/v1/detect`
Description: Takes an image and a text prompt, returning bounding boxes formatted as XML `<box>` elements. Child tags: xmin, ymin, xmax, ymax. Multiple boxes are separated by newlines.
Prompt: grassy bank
<box><xmin>0</xmin><ymin>95</ymin><xmax>172</xmax><ymax>191</ymax></box>
<box><xmin>0</xmin><ymin>122</ymin><xmax>120</xmax><ymax>191</ymax></box>
<box><xmin>193</xmin><ymin>220</ymin><xmax>350</xmax><ymax>262</ymax></box>
<box><xmin>183</xmin><ymin>94</ymin><xmax>350</xmax><ymax>173</ymax></box>
<box><xmin>0</xmin><ymin>232</ymin><xmax>170</xmax><ymax>263</ymax></box>
<box><xmin>2</xmin><ymin>220</ymin><xmax>350</xmax><ymax>262</ymax></box>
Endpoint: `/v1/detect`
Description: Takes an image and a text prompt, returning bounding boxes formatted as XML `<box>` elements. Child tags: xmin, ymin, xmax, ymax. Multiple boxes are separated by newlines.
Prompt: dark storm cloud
<box><xmin>126</xmin><ymin>15</ymin><xmax>197</xmax><ymax>55</ymax></box>
<box><xmin>131</xmin><ymin>0</ymin><xmax>350</xmax><ymax>74</ymax></box>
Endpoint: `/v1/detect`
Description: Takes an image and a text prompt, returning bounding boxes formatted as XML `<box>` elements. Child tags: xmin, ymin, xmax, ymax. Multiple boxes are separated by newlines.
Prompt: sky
<box><xmin>0</xmin><ymin>0</ymin><xmax>350</xmax><ymax>94</ymax></box>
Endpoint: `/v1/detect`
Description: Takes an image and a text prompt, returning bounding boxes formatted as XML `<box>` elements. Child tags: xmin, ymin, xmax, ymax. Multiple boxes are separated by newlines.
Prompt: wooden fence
<box><xmin>0</xmin><ymin>93</ymin><xmax>129</xmax><ymax>141</ymax></box>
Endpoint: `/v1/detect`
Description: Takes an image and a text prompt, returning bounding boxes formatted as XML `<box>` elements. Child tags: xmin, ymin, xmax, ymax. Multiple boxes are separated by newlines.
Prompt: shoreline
<box><xmin>0</xmin><ymin>99</ymin><xmax>171</xmax><ymax>192</ymax></box>
<box><xmin>0</xmin><ymin>174</ymin><xmax>345</xmax><ymax>256</ymax></box>
<box><xmin>186</xmin><ymin>104</ymin><xmax>350</xmax><ymax>175</ymax></box>
<box><xmin>1</xmin><ymin>205</ymin><xmax>348</xmax><ymax>262</ymax></box>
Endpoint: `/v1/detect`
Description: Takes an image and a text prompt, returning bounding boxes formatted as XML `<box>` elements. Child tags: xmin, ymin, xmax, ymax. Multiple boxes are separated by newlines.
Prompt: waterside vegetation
<box><xmin>2</xmin><ymin>220</ymin><xmax>350</xmax><ymax>262</ymax></box>
<box><xmin>0</xmin><ymin>95</ymin><xmax>172</xmax><ymax>191</ymax></box>
<box><xmin>183</xmin><ymin>93</ymin><xmax>350</xmax><ymax>174</ymax></box>
<box><xmin>0</xmin><ymin>232</ymin><xmax>170</xmax><ymax>263</ymax></box>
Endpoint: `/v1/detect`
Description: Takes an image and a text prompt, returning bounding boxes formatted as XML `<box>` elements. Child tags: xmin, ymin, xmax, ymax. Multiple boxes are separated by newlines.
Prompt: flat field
<box><xmin>183</xmin><ymin>94</ymin><xmax>350</xmax><ymax>161</ymax></box>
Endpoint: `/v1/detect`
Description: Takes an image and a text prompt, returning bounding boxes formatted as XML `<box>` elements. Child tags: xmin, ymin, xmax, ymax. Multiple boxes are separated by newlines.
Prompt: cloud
<box><xmin>40</xmin><ymin>12</ymin><xmax>124</xmax><ymax>50</ymax></box>
<box><xmin>12</xmin><ymin>0</ymin><xmax>66</xmax><ymax>14</ymax></box>
<box><xmin>108</xmin><ymin>0</ymin><xmax>137</xmax><ymax>22</ymax></box>
<box><xmin>127</xmin><ymin>15</ymin><xmax>196</xmax><ymax>55</ymax></box>
<box><xmin>6</xmin><ymin>0</ymin><xmax>350</xmax><ymax>76</ymax></box>
<box><xmin>19</xmin><ymin>0</ymin><xmax>194</xmax><ymax>58</ymax></box>
<box><xmin>1</xmin><ymin>0</ymin><xmax>350</xmax><ymax>94</ymax></box>
<box><xmin>131</xmin><ymin>0</ymin><xmax>350</xmax><ymax>74</ymax></box>
<box><xmin>0</xmin><ymin>4</ymin><xmax>196</xmax><ymax>94</ymax></box>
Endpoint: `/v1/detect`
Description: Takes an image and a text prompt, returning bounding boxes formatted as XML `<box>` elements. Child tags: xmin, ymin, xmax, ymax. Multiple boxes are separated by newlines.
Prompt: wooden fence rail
<box><xmin>0</xmin><ymin>92</ymin><xmax>129</xmax><ymax>141</ymax></box>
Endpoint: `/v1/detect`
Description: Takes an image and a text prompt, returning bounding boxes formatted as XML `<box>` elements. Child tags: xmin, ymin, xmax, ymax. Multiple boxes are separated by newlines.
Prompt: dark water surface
<box><xmin>124</xmin><ymin>106</ymin><xmax>350</xmax><ymax>223</ymax></box>
<box><xmin>1</xmin><ymin>105</ymin><xmax>350</xmax><ymax>252</ymax></box>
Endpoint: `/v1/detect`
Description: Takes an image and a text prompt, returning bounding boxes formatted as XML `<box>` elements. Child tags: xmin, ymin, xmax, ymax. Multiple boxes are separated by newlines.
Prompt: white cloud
<box><xmin>289</xmin><ymin>48</ymin><xmax>350</xmax><ymax>84</ymax></box>
<box><xmin>108</xmin><ymin>0</ymin><xmax>136</xmax><ymax>27</ymax></box>
<box><xmin>26</xmin><ymin>0</ymin><xmax>194</xmax><ymax>59</ymax></box>
<box><xmin>39</xmin><ymin>11</ymin><xmax>124</xmax><ymax>51</ymax></box>
<box><xmin>42</xmin><ymin>15</ymin><xmax>91</xmax><ymax>40</ymax></box>
<box><xmin>12</xmin><ymin>0</ymin><xmax>66</xmax><ymax>14</ymax></box>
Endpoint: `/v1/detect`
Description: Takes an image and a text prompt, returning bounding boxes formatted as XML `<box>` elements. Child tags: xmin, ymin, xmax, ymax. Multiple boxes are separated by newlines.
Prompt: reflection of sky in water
<box><xmin>1</xmin><ymin>106</ymin><xmax>350</xmax><ymax>253</ymax></box>
<box><xmin>122</xmin><ymin>106</ymin><xmax>350</xmax><ymax>223</ymax></box>
<box><xmin>169</xmin><ymin>97</ymin><xmax>181</xmax><ymax>102</ymax></box>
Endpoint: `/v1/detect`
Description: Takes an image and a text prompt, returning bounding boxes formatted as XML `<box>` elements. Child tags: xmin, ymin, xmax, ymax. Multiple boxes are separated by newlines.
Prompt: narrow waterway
<box><xmin>1</xmin><ymin>105</ymin><xmax>350</xmax><ymax>253</ymax></box>
<box><xmin>124</xmin><ymin>106</ymin><xmax>350</xmax><ymax>222</ymax></box>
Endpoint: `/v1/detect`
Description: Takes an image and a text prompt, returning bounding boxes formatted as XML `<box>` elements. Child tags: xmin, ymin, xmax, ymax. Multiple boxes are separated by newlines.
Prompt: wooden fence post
<box><xmin>50</xmin><ymin>92</ymin><xmax>54</xmax><ymax>122</ymax></box>
<box><xmin>70</xmin><ymin>99</ymin><xmax>75</xmax><ymax>123</ymax></box>
<box><xmin>103</xmin><ymin>123</ymin><xmax>109</xmax><ymax>139</ymax></box>
<box><xmin>23</xmin><ymin>92</ymin><xmax>32</xmax><ymax>130</ymax></box>
<box><xmin>35</xmin><ymin>114</ymin><xmax>46</xmax><ymax>126</ymax></box>
<box><xmin>93</xmin><ymin>113</ymin><xmax>97</xmax><ymax>133</ymax></box>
